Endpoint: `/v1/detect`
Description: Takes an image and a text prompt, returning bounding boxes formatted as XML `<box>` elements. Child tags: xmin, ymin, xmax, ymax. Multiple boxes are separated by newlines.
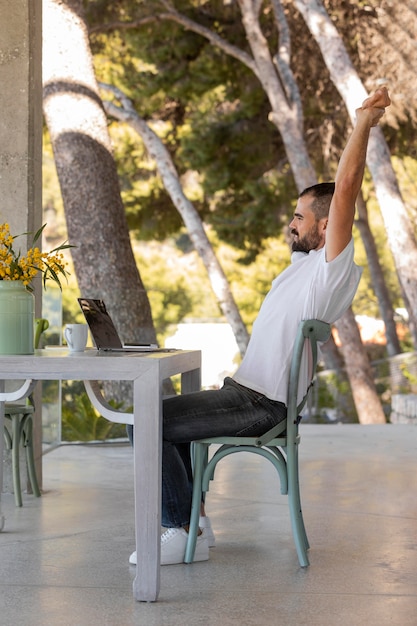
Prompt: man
<box><xmin>129</xmin><ymin>87</ymin><xmax>391</xmax><ymax>566</ymax></box>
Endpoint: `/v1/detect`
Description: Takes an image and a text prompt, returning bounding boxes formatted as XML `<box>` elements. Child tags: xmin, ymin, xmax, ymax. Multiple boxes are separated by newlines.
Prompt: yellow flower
<box><xmin>0</xmin><ymin>223</ymin><xmax>72</xmax><ymax>291</ymax></box>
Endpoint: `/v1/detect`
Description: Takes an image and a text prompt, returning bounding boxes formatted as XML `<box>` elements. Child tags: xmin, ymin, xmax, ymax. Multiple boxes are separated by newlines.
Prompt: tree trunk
<box><xmin>320</xmin><ymin>332</ymin><xmax>356</xmax><ymax>420</ymax></box>
<box><xmin>334</xmin><ymin>308</ymin><xmax>386</xmax><ymax>424</ymax></box>
<box><xmin>399</xmin><ymin>286</ymin><xmax>417</xmax><ymax>347</ymax></box>
<box><xmin>237</xmin><ymin>0</ymin><xmax>318</xmax><ymax>190</ymax></box>
<box><xmin>43</xmin><ymin>0</ymin><xmax>155</xmax><ymax>346</ymax></box>
<box><xmin>43</xmin><ymin>0</ymin><xmax>161</xmax><ymax>405</ymax></box>
<box><xmin>292</xmin><ymin>0</ymin><xmax>417</xmax><ymax>343</ymax></box>
<box><xmin>321</xmin><ymin>333</ymin><xmax>345</xmax><ymax>372</ymax></box>
<box><xmin>355</xmin><ymin>191</ymin><xmax>402</xmax><ymax>357</ymax></box>
<box><xmin>99</xmin><ymin>83</ymin><xmax>250</xmax><ymax>357</ymax></box>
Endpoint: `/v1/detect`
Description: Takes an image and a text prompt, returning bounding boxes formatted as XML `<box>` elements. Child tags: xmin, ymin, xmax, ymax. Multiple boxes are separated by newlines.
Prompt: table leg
<box><xmin>181</xmin><ymin>367</ymin><xmax>201</xmax><ymax>395</ymax></box>
<box><xmin>132</xmin><ymin>369</ymin><xmax>162</xmax><ymax>602</ymax></box>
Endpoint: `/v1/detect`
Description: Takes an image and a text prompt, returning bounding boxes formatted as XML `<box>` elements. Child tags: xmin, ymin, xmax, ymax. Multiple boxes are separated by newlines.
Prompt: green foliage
<box><xmin>351</xmin><ymin>154</ymin><xmax>417</xmax><ymax>320</ymax></box>
<box><xmin>108</xmin><ymin>123</ymin><xmax>186</xmax><ymax>240</ymax></box>
<box><xmin>392</xmin><ymin>156</ymin><xmax>417</xmax><ymax>236</ymax></box>
<box><xmin>132</xmin><ymin>237</ymin><xmax>219</xmax><ymax>341</ymax></box>
<box><xmin>87</xmin><ymin>1</ymin><xmax>293</xmax><ymax>256</ymax></box>
<box><xmin>131</xmin><ymin>231</ymin><xmax>291</xmax><ymax>340</ymax></box>
<box><xmin>61</xmin><ymin>380</ymin><xmax>128</xmax><ymax>442</ymax></box>
<box><xmin>400</xmin><ymin>362</ymin><xmax>417</xmax><ymax>388</ymax></box>
<box><xmin>53</xmin><ymin>0</ymin><xmax>417</xmax><ymax>344</ymax></box>
<box><xmin>85</xmin><ymin>0</ymin><xmax>417</xmax><ymax>319</ymax></box>
<box><xmin>313</xmin><ymin>371</ymin><xmax>358</xmax><ymax>423</ymax></box>
<box><xmin>218</xmin><ymin>235</ymin><xmax>291</xmax><ymax>328</ymax></box>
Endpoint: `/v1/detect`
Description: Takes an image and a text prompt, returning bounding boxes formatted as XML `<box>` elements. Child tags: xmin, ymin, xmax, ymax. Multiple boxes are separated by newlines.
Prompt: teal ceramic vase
<box><xmin>0</xmin><ymin>281</ymin><xmax>34</xmax><ymax>354</ymax></box>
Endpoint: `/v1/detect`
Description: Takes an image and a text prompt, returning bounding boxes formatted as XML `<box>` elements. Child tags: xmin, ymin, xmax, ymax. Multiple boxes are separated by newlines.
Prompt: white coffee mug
<box><xmin>64</xmin><ymin>324</ymin><xmax>88</xmax><ymax>352</ymax></box>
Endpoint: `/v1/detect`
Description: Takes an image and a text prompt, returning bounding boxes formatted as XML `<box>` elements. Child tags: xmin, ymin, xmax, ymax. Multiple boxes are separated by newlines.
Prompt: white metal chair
<box><xmin>83</xmin><ymin>380</ymin><xmax>133</xmax><ymax>426</ymax></box>
<box><xmin>184</xmin><ymin>319</ymin><xmax>331</xmax><ymax>567</ymax></box>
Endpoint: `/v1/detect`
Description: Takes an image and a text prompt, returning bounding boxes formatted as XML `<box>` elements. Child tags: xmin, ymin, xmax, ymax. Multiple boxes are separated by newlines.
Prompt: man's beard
<box><xmin>291</xmin><ymin>222</ymin><xmax>322</xmax><ymax>253</ymax></box>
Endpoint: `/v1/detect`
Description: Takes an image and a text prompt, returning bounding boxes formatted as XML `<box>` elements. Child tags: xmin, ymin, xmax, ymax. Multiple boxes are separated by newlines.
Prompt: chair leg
<box><xmin>3</xmin><ymin>422</ymin><xmax>12</xmax><ymax>449</ymax></box>
<box><xmin>287</xmin><ymin>444</ymin><xmax>309</xmax><ymax>567</ymax></box>
<box><xmin>11</xmin><ymin>415</ymin><xmax>23</xmax><ymax>508</ymax></box>
<box><xmin>293</xmin><ymin>445</ymin><xmax>309</xmax><ymax>551</ymax></box>
<box><xmin>184</xmin><ymin>443</ymin><xmax>208</xmax><ymax>563</ymax></box>
<box><xmin>22</xmin><ymin>415</ymin><xmax>41</xmax><ymax>498</ymax></box>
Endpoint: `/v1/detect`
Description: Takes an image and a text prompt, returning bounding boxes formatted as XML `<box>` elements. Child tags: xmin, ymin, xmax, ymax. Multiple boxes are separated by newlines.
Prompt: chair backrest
<box><xmin>83</xmin><ymin>380</ymin><xmax>133</xmax><ymax>426</ymax></box>
<box><xmin>255</xmin><ymin>319</ymin><xmax>330</xmax><ymax>447</ymax></box>
<box><xmin>288</xmin><ymin>320</ymin><xmax>331</xmax><ymax>415</ymax></box>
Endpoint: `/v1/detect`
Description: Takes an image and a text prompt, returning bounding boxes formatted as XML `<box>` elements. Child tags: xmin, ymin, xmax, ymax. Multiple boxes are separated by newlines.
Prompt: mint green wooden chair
<box><xmin>184</xmin><ymin>319</ymin><xmax>331</xmax><ymax>567</ymax></box>
<box><xmin>3</xmin><ymin>318</ymin><xmax>49</xmax><ymax>507</ymax></box>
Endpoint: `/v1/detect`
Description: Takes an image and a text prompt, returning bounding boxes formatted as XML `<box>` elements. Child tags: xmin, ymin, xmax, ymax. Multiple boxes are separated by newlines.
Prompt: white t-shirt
<box><xmin>233</xmin><ymin>239</ymin><xmax>362</xmax><ymax>404</ymax></box>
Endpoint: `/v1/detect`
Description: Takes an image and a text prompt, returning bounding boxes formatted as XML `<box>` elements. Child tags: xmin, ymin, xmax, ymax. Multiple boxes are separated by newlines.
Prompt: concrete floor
<box><xmin>0</xmin><ymin>424</ymin><xmax>416</xmax><ymax>626</ymax></box>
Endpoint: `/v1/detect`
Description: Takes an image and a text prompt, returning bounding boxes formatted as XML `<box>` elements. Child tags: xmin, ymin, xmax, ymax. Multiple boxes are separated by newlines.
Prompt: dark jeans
<box><xmin>161</xmin><ymin>377</ymin><xmax>286</xmax><ymax>527</ymax></box>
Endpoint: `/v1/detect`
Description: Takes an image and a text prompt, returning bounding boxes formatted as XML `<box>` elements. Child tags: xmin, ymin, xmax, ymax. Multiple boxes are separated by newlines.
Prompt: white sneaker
<box><xmin>129</xmin><ymin>527</ymin><xmax>209</xmax><ymax>566</ymax></box>
<box><xmin>199</xmin><ymin>516</ymin><xmax>216</xmax><ymax>548</ymax></box>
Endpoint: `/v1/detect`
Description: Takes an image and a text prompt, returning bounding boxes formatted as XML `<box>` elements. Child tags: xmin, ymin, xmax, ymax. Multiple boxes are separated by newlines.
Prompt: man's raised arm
<box><xmin>325</xmin><ymin>87</ymin><xmax>391</xmax><ymax>262</ymax></box>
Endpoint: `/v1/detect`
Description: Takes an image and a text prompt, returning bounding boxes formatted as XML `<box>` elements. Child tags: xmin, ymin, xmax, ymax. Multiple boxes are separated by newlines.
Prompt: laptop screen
<box><xmin>78</xmin><ymin>298</ymin><xmax>123</xmax><ymax>350</ymax></box>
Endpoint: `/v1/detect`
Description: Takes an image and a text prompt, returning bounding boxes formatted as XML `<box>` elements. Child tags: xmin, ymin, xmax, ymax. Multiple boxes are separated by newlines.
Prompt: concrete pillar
<box><xmin>0</xmin><ymin>0</ymin><xmax>42</xmax><ymax>241</ymax></box>
<box><xmin>0</xmin><ymin>0</ymin><xmax>43</xmax><ymax>496</ymax></box>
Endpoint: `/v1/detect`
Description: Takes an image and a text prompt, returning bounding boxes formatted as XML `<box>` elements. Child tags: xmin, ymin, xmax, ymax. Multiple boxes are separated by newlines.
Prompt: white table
<box><xmin>0</xmin><ymin>348</ymin><xmax>201</xmax><ymax>602</ymax></box>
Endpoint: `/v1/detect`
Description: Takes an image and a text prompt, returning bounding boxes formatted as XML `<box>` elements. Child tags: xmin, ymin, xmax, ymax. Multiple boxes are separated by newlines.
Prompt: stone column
<box><xmin>0</xmin><ymin>0</ymin><xmax>43</xmax><ymax>497</ymax></box>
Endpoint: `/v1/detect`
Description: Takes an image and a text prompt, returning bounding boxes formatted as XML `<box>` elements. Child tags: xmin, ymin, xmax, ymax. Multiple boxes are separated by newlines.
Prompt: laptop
<box><xmin>78</xmin><ymin>298</ymin><xmax>172</xmax><ymax>353</ymax></box>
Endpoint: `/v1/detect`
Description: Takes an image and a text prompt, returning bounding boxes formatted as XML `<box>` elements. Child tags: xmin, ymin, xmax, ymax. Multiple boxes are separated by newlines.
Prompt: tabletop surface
<box><xmin>0</xmin><ymin>348</ymin><xmax>201</xmax><ymax>381</ymax></box>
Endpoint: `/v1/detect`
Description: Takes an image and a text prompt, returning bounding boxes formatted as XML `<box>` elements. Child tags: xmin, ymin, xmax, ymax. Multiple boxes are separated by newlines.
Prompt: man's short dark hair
<box><xmin>299</xmin><ymin>182</ymin><xmax>335</xmax><ymax>221</ymax></box>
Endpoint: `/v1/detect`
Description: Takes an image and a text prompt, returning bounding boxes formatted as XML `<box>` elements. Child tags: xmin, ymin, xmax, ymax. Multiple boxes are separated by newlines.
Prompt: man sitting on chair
<box><xmin>129</xmin><ymin>88</ymin><xmax>391</xmax><ymax>566</ymax></box>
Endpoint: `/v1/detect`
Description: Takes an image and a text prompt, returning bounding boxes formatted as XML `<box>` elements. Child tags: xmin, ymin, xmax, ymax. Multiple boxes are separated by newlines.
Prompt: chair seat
<box><xmin>3</xmin><ymin>403</ymin><xmax>35</xmax><ymax>415</ymax></box>
<box><xmin>194</xmin><ymin>434</ymin><xmax>289</xmax><ymax>447</ymax></box>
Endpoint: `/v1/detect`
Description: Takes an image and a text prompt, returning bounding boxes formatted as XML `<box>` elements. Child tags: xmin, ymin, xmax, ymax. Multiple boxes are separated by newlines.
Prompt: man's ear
<box><xmin>321</xmin><ymin>218</ymin><xmax>328</xmax><ymax>231</ymax></box>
